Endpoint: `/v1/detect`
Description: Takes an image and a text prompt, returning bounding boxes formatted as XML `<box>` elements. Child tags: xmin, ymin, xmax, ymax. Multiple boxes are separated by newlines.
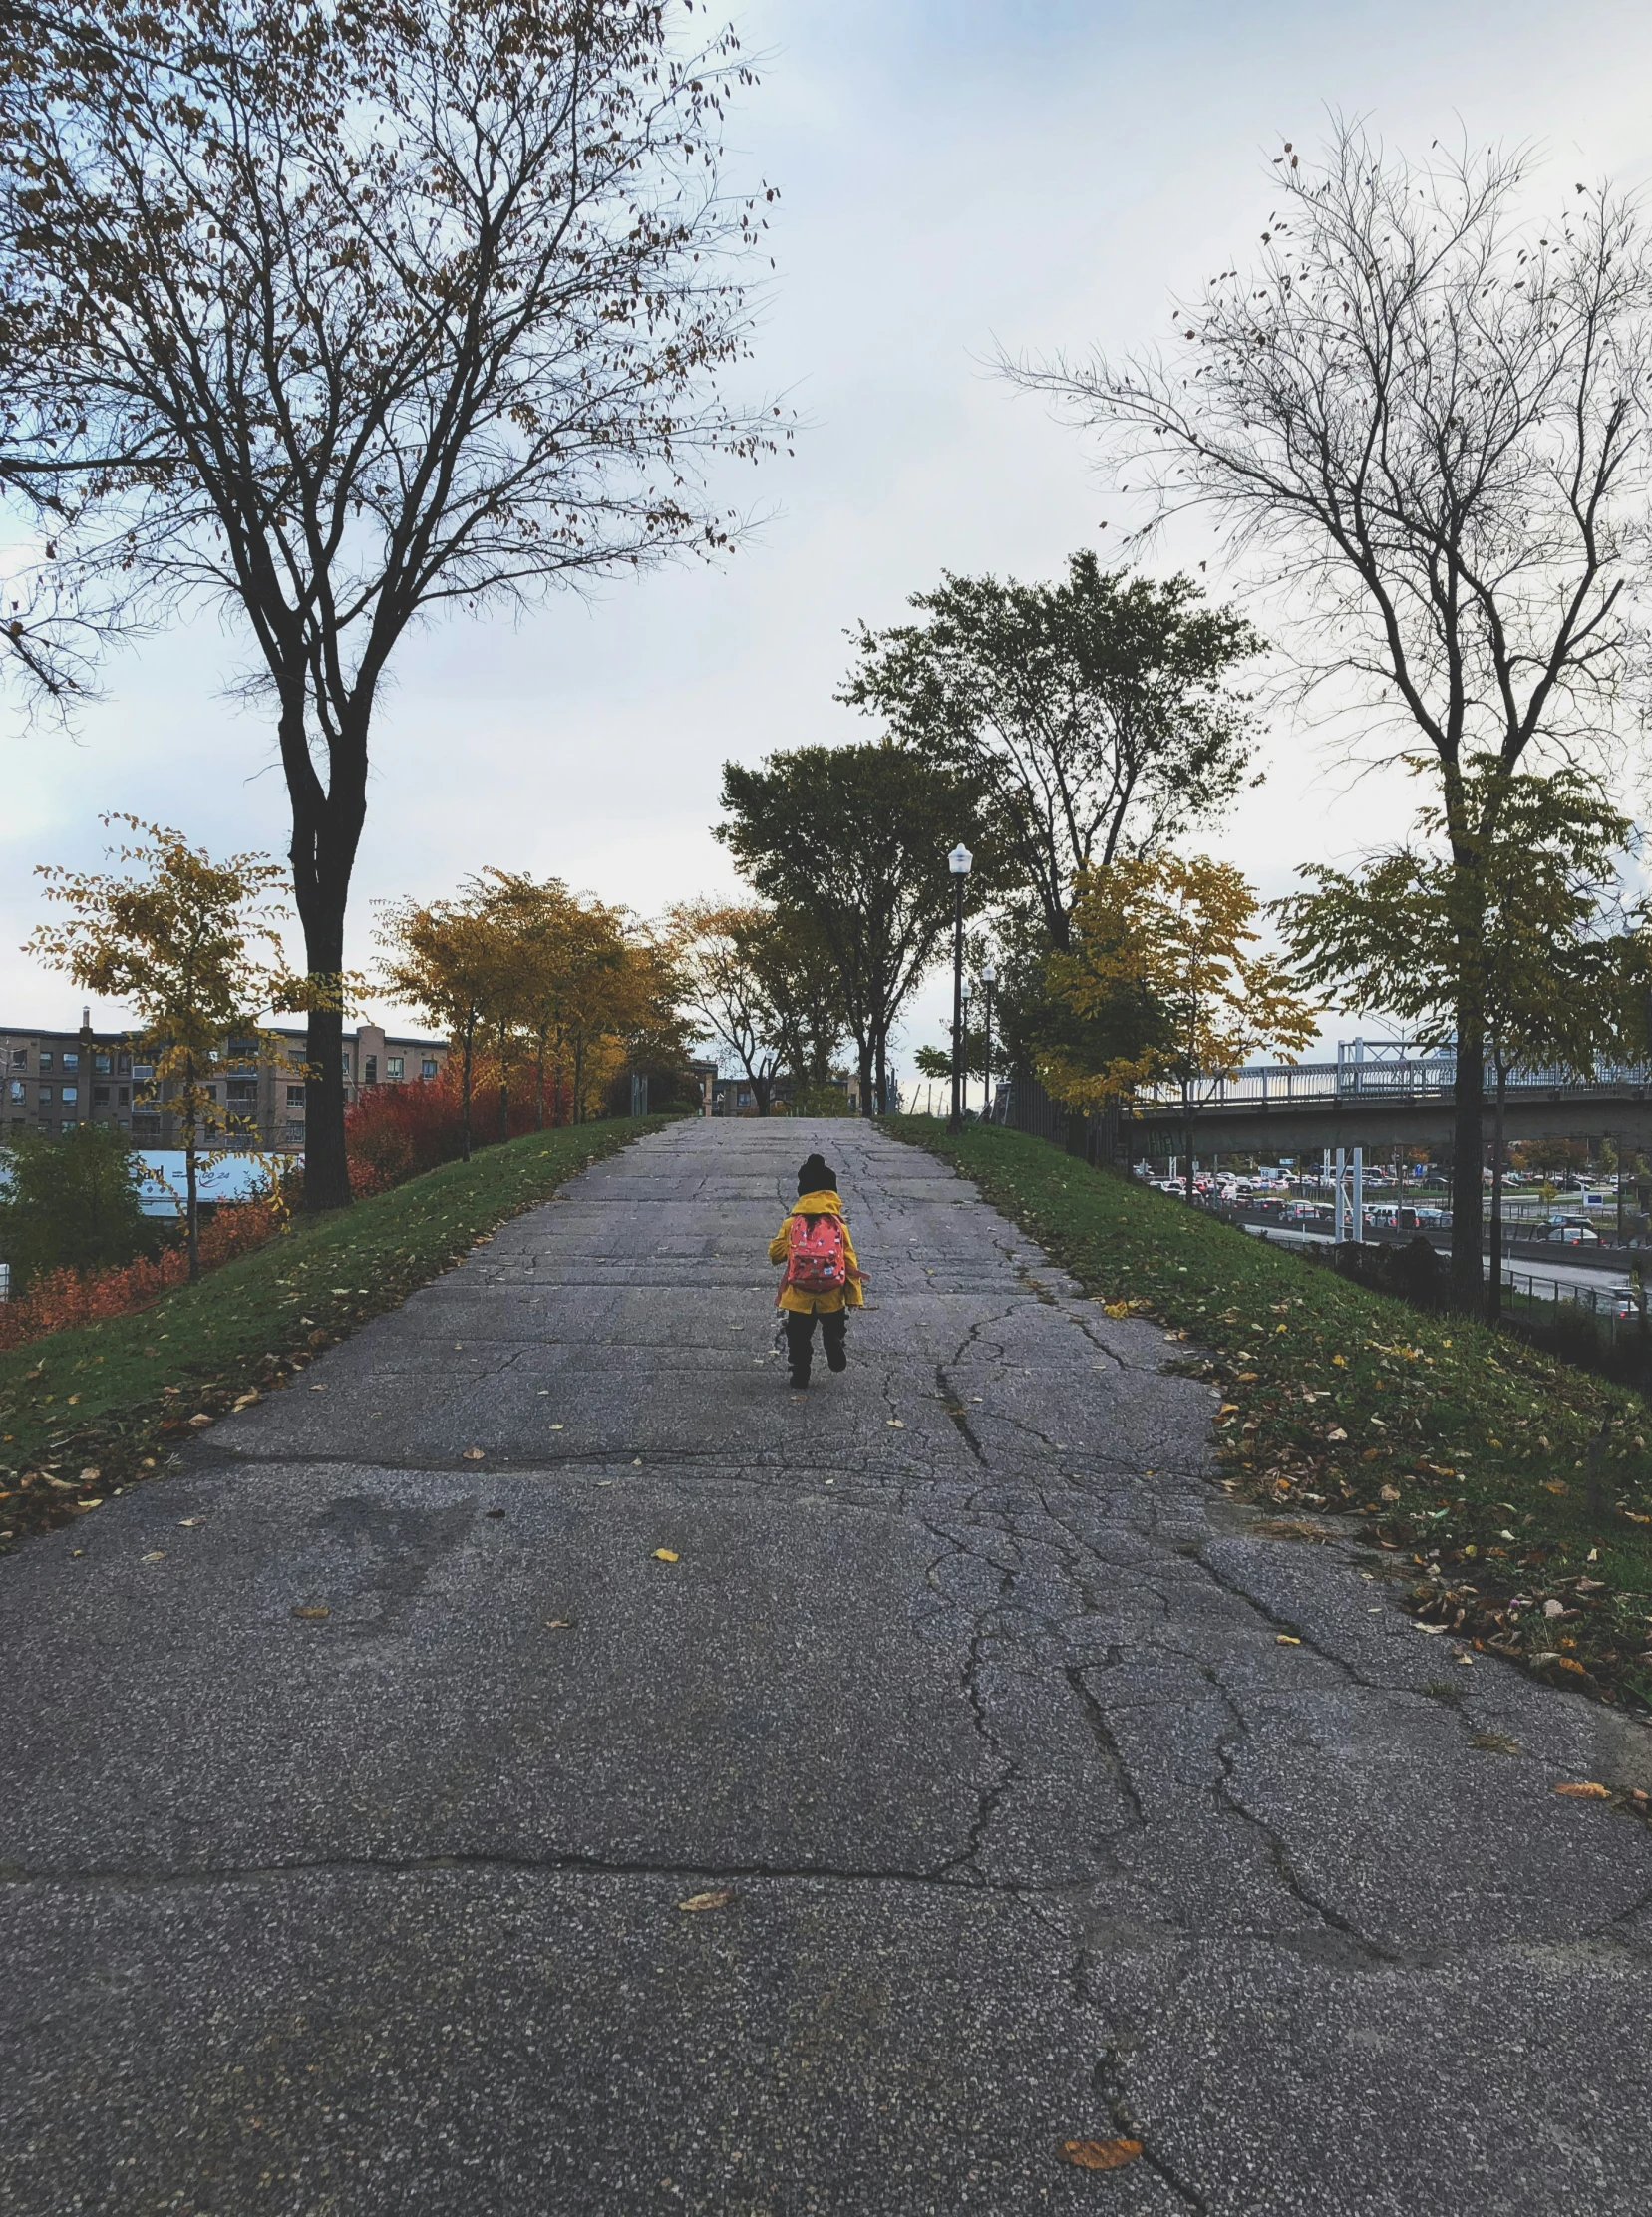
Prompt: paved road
<box><xmin>4</xmin><ymin>1119</ymin><xmax>1652</xmax><ymax>2215</ymax></box>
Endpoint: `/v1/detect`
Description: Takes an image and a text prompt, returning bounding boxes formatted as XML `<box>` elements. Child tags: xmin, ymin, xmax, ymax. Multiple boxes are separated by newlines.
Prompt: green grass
<box><xmin>887</xmin><ymin>1117</ymin><xmax>1652</xmax><ymax>1713</ymax></box>
<box><xmin>0</xmin><ymin>1117</ymin><xmax>668</xmax><ymax>1551</ymax></box>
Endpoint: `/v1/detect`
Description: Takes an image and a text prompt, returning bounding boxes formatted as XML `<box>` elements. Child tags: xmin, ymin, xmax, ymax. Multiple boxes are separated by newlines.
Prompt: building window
<box><xmin>39</xmin><ymin>1052</ymin><xmax>53</xmax><ymax>1071</ymax></box>
<box><xmin>61</xmin><ymin>1086</ymin><xmax>78</xmax><ymax>1105</ymax></box>
<box><xmin>364</xmin><ymin>1055</ymin><xmax>378</xmax><ymax>1084</ymax></box>
<box><xmin>63</xmin><ymin>1050</ymin><xmax>78</xmax><ymax>1071</ymax></box>
<box><xmin>421</xmin><ymin>1058</ymin><xmax>438</xmax><ymax>1080</ymax></box>
<box><xmin>387</xmin><ymin>1055</ymin><xmax>404</xmax><ymax>1080</ymax></box>
<box><xmin>286</xmin><ymin>1084</ymin><xmax>306</xmax><ymax>1107</ymax></box>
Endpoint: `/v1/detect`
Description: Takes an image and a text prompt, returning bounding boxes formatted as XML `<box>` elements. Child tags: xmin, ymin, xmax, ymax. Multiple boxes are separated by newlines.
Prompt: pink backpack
<box><xmin>786</xmin><ymin>1211</ymin><xmax>848</xmax><ymax>1296</ymax></box>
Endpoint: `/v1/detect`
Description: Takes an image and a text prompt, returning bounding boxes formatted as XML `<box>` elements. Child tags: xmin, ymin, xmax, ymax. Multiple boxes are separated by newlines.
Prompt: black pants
<box><xmin>784</xmin><ymin>1306</ymin><xmax>847</xmax><ymax>1380</ymax></box>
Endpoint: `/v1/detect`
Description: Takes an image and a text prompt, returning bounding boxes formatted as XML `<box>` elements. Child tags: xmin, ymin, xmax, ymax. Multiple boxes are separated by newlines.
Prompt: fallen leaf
<box><xmin>462</xmin><ymin>1447</ymin><xmax>485</xmax><ymax>1460</ymax></box>
<box><xmin>652</xmin><ymin>1548</ymin><xmax>679</xmax><ymax>1562</ymax></box>
<box><xmin>1060</xmin><ymin>2138</ymin><xmax>1143</xmax><ymax>2172</ymax></box>
<box><xmin>677</xmin><ymin>1889</ymin><xmax>734</xmax><ymax>1912</ymax></box>
<box><xmin>291</xmin><ymin>1605</ymin><xmax>330</xmax><ymax>1620</ymax></box>
<box><xmin>1554</xmin><ymin>1780</ymin><xmax>1611</xmax><ymax>1798</ymax></box>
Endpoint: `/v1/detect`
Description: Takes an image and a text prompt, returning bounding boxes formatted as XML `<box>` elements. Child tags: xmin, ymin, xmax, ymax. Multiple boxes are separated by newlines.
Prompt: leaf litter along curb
<box><xmin>0</xmin><ymin>1118</ymin><xmax>670</xmax><ymax>1554</ymax></box>
<box><xmin>885</xmin><ymin>1119</ymin><xmax>1652</xmax><ymax>1718</ymax></box>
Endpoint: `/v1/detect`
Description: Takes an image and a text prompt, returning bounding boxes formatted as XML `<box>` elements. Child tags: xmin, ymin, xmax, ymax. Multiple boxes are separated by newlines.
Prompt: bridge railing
<box><xmin>1127</xmin><ymin>1057</ymin><xmax>1652</xmax><ymax>1111</ymax></box>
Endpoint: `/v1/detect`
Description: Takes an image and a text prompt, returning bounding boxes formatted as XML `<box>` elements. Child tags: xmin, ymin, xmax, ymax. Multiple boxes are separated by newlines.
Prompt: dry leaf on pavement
<box><xmin>1060</xmin><ymin>2137</ymin><xmax>1143</xmax><ymax>2171</ymax></box>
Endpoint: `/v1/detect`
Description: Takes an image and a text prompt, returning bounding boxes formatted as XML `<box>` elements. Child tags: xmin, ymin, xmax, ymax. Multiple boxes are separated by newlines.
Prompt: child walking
<box><xmin>769</xmin><ymin>1152</ymin><xmax>864</xmax><ymax>1388</ymax></box>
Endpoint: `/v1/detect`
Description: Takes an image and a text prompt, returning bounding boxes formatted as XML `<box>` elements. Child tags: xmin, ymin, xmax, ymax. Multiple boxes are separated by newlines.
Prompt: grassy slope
<box><xmin>0</xmin><ymin>1117</ymin><xmax>667</xmax><ymax>1551</ymax></box>
<box><xmin>889</xmin><ymin>1118</ymin><xmax>1652</xmax><ymax>1712</ymax></box>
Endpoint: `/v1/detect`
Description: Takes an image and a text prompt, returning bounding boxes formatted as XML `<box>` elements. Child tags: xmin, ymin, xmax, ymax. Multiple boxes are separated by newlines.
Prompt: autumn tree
<box><xmin>28</xmin><ymin>816</ymin><xmax>299</xmax><ymax>1276</ymax></box>
<box><xmin>1277</xmin><ymin>764</ymin><xmax>1652</xmax><ymax>1315</ymax></box>
<box><xmin>1046</xmin><ymin>853</ymin><xmax>1321</xmax><ymax>1200</ymax></box>
<box><xmin>1010</xmin><ymin>124</ymin><xmax>1652</xmax><ymax>1303</ymax></box>
<box><xmin>841</xmin><ymin>555</ymin><xmax>1261</xmax><ymax>953</ymax></box>
<box><xmin>718</xmin><ymin>743</ymin><xmax>992</xmax><ymax>1115</ymax></box>
<box><xmin>378</xmin><ymin>893</ymin><xmax>507</xmax><ymax>1161</ymax></box>
<box><xmin>1</xmin><ymin>0</ymin><xmax>785</xmax><ymax>1208</ymax></box>
<box><xmin>672</xmin><ymin>901</ymin><xmax>784</xmax><ymax>1114</ymax></box>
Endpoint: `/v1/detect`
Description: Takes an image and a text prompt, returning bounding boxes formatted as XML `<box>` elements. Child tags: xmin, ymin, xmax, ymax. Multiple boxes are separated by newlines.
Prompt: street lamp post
<box><xmin>948</xmin><ymin>843</ymin><xmax>972</xmax><ymax>1132</ymax></box>
<box><xmin>980</xmin><ymin>961</ymin><xmax>995</xmax><ymax>1123</ymax></box>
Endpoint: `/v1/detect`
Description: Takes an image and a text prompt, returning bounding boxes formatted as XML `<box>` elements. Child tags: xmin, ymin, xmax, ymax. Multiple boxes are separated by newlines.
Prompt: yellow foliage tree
<box><xmin>28</xmin><ymin>816</ymin><xmax>305</xmax><ymax>1276</ymax></box>
<box><xmin>1045</xmin><ymin>853</ymin><xmax>1321</xmax><ymax>1196</ymax></box>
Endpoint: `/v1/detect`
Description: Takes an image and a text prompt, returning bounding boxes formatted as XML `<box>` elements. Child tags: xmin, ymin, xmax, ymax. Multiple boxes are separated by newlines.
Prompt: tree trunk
<box><xmin>1486</xmin><ymin>1059</ymin><xmax>1507</xmax><ymax>1324</ymax></box>
<box><xmin>1450</xmin><ymin>1018</ymin><xmax>1486</xmax><ymax>1309</ymax></box>
<box><xmin>460</xmin><ymin>1023</ymin><xmax>475</xmax><ymax>1162</ymax></box>
<box><xmin>285</xmin><ymin>700</ymin><xmax>367</xmax><ymax>1212</ymax></box>
<box><xmin>184</xmin><ymin>1107</ymin><xmax>200</xmax><ymax>1285</ymax></box>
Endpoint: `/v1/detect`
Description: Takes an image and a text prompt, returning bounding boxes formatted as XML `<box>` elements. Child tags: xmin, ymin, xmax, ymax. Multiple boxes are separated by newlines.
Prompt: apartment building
<box><xmin>0</xmin><ymin>1014</ymin><xmax>449</xmax><ymax>1152</ymax></box>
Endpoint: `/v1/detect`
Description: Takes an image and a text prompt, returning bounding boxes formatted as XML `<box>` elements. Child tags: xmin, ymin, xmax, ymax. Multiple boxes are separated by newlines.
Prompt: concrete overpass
<box><xmin>1120</xmin><ymin>1048</ymin><xmax>1652</xmax><ymax>1157</ymax></box>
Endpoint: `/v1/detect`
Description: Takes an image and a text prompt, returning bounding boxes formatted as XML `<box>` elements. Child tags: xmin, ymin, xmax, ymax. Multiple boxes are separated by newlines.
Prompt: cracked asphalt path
<box><xmin>5</xmin><ymin>1118</ymin><xmax>1652</xmax><ymax>2214</ymax></box>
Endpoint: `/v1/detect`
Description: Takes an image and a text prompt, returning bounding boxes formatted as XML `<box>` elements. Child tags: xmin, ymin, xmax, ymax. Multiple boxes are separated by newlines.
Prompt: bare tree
<box><xmin>1</xmin><ymin>0</ymin><xmax>785</xmax><ymax>1204</ymax></box>
<box><xmin>1009</xmin><ymin>125</ymin><xmax>1652</xmax><ymax>1302</ymax></box>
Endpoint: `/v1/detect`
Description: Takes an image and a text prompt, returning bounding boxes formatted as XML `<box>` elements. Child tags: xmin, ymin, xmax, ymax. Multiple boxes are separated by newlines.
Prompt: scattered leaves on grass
<box><xmin>1059</xmin><ymin>2138</ymin><xmax>1143</xmax><ymax>2172</ymax></box>
<box><xmin>676</xmin><ymin>1889</ymin><xmax>734</xmax><ymax>1912</ymax></box>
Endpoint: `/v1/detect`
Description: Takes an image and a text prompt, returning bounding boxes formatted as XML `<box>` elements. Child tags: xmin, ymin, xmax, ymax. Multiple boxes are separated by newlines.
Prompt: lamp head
<box><xmin>948</xmin><ymin>843</ymin><xmax>973</xmax><ymax>876</ymax></box>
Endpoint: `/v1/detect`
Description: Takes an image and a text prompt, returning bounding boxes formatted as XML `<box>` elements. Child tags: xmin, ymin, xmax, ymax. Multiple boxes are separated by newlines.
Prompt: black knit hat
<box><xmin>797</xmin><ymin>1153</ymin><xmax>836</xmax><ymax>1194</ymax></box>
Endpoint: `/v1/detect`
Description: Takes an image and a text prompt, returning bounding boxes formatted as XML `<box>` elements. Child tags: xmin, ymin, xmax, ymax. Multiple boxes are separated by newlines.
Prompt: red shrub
<box><xmin>0</xmin><ymin>1197</ymin><xmax>285</xmax><ymax>1351</ymax></box>
<box><xmin>343</xmin><ymin>1067</ymin><xmax>549</xmax><ymax>1195</ymax></box>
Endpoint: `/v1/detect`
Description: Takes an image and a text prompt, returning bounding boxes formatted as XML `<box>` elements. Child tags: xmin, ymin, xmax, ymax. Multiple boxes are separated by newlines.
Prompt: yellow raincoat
<box><xmin>769</xmin><ymin>1188</ymin><xmax>865</xmax><ymax>1314</ymax></box>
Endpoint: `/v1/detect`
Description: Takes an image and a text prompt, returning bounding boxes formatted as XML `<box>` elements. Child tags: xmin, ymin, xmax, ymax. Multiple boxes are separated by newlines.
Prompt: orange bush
<box><xmin>0</xmin><ymin>1197</ymin><xmax>284</xmax><ymax>1351</ymax></box>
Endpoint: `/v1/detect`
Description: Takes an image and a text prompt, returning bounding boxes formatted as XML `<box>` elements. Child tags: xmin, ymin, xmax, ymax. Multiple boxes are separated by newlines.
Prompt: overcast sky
<box><xmin>7</xmin><ymin>0</ymin><xmax>1652</xmax><ymax>1075</ymax></box>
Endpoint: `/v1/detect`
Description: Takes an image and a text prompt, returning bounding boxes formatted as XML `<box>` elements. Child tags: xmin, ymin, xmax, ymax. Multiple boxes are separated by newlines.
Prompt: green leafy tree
<box><xmin>0</xmin><ymin>1122</ymin><xmax>152</xmax><ymax>1293</ymax></box>
<box><xmin>840</xmin><ymin>556</ymin><xmax>1261</xmax><ymax>954</ymax></box>
<box><xmin>28</xmin><ymin>817</ymin><xmax>300</xmax><ymax>1277</ymax></box>
<box><xmin>718</xmin><ymin>742</ymin><xmax>993</xmax><ymax>1116</ymax></box>
<box><xmin>1277</xmin><ymin>763</ymin><xmax>1652</xmax><ymax>1315</ymax></box>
